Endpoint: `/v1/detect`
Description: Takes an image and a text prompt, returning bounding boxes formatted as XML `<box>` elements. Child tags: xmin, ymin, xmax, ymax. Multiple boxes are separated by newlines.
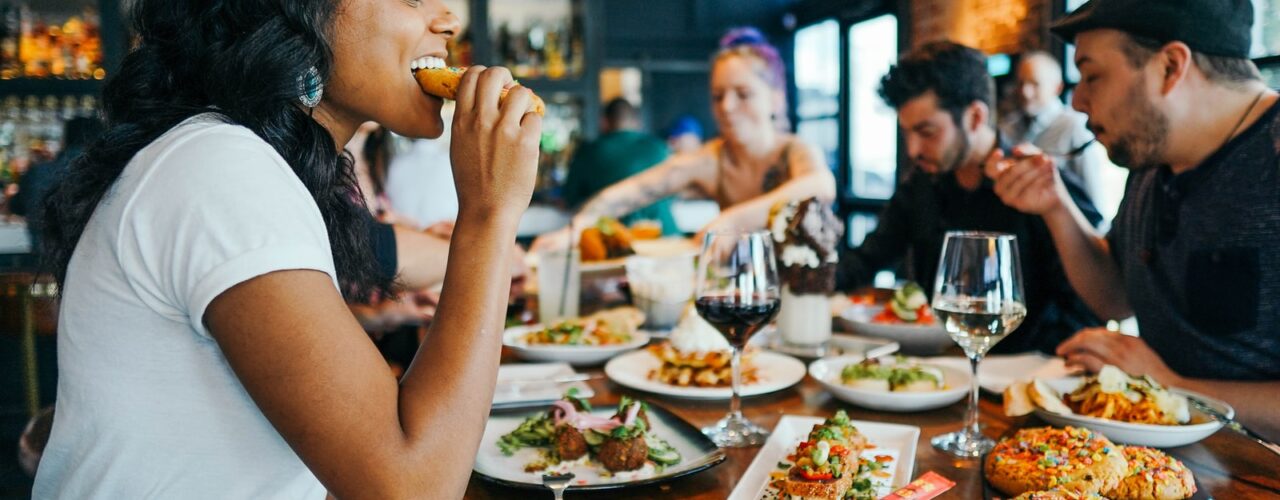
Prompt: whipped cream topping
<box><xmin>780</xmin><ymin>244</ymin><xmax>820</xmax><ymax>269</ymax></box>
<box><xmin>669</xmin><ymin>310</ymin><xmax>731</xmax><ymax>353</ymax></box>
<box><xmin>770</xmin><ymin>202</ymin><xmax>797</xmax><ymax>244</ymax></box>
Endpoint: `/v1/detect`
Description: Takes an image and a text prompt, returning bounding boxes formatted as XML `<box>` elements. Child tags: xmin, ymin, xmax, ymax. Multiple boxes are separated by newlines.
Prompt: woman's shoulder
<box><xmin>150</xmin><ymin>113</ymin><xmax>276</xmax><ymax>157</ymax></box>
<box><xmin>138</xmin><ymin>113</ymin><xmax>292</xmax><ymax>179</ymax></box>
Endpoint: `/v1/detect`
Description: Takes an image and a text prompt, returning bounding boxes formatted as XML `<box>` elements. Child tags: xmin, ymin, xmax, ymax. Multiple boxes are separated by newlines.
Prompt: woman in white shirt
<box><xmin>33</xmin><ymin>0</ymin><xmax>540</xmax><ymax>498</ymax></box>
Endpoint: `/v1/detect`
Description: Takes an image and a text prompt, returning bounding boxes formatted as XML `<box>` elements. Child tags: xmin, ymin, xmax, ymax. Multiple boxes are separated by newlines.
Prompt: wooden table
<box><xmin>464</xmin><ymin>355</ymin><xmax>1280</xmax><ymax>499</ymax></box>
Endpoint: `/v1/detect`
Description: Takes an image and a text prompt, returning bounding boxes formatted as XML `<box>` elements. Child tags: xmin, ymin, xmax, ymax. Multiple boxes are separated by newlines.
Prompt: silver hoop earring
<box><xmin>298</xmin><ymin>66</ymin><xmax>324</xmax><ymax>108</ymax></box>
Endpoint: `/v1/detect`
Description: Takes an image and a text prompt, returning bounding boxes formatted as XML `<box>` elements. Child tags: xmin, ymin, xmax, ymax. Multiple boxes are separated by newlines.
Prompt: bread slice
<box><xmin>413</xmin><ymin>67</ymin><xmax>547</xmax><ymax>116</ymax></box>
<box><xmin>1004</xmin><ymin>380</ymin><xmax>1036</xmax><ymax>417</ymax></box>
<box><xmin>782</xmin><ymin>472</ymin><xmax>854</xmax><ymax>500</ymax></box>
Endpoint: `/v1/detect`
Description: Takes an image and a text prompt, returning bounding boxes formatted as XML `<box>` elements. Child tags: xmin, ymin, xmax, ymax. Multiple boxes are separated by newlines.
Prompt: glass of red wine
<box><xmin>695</xmin><ymin>229</ymin><xmax>781</xmax><ymax>447</ymax></box>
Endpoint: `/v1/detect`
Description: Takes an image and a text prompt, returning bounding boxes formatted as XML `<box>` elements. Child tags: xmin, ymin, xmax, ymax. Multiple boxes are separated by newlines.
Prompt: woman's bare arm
<box><xmin>703</xmin><ymin>138</ymin><xmax>836</xmax><ymax>233</ymax></box>
<box><xmin>392</xmin><ymin>224</ymin><xmax>450</xmax><ymax>290</ymax></box>
<box><xmin>204</xmin><ymin>66</ymin><xmax>540</xmax><ymax>499</ymax></box>
<box><xmin>530</xmin><ymin>148</ymin><xmax>712</xmax><ymax>251</ymax></box>
<box><xmin>572</xmin><ymin>149</ymin><xmax>713</xmax><ymax>227</ymax></box>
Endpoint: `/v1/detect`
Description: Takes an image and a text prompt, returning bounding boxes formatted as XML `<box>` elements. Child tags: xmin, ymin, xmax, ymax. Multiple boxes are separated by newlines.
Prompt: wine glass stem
<box><xmin>966</xmin><ymin>355</ymin><xmax>982</xmax><ymax>439</ymax></box>
<box><xmin>729</xmin><ymin>345</ymin><xmax>743</xmax><ymax>419</ymax></box>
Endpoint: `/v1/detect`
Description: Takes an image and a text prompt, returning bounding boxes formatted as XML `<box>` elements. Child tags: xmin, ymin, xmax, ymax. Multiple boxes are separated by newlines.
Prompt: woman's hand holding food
<box><xmin>449</xmin><ymin>65</ymin><xmax>542</xmax><ymax>224</ymax></box>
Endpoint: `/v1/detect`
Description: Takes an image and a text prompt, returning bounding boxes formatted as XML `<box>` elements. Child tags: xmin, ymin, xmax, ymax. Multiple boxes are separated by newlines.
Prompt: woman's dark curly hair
<box><xmin>41</xmin><ymin>0</ymin><xmax>392</xmax><ymax>302</ymax></box>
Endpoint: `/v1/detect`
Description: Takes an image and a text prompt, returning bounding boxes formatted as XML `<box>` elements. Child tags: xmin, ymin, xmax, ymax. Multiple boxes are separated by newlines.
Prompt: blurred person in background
<box><xmin>665</xmin><ymin>114</ymin><xmax>705</xmax><ymax>155</ymax></box>
<box><xmin>837</xmin><ymin>41</ymin><xmax>1102</xmax><ymax>355</ymax></box>
<box><xmin>561</xmin><ymin>97</ymin><xmax>676</xmax><ymax>234</ymax></box>
<box><xmin>532</xmin><ymin>27</ymin><xmax>835</xmax><ymax>251</ymax></box>
<box><xmin>1001</xmin><ymin>50</ymin><xmax>1124</xmax><ymax>222</ymax></box>
<box><xmin>10</xmin><ymin>117</ymin><xmax>104</xmax><ymax>256</ymax></box>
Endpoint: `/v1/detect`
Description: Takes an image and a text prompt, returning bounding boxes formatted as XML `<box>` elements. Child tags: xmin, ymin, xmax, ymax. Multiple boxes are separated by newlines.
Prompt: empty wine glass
<box><xmin>930</xmin><ymin>231</ymin><xmax>1026</xmax><ymax>457</ymax></box>
<box><xmin>695</xmin><ymin>230</ymin><xmax>780</xmax><ymax>447</ymax></box>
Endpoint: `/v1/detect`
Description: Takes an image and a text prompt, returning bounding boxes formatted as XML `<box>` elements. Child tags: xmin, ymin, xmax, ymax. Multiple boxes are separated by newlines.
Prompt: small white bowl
<box><xmin>1032</xmin><ymin>377</ymin><xmax>1231</xmax><ymax>448</ymax></box>
<box><xmin>503</xmin><ymin>325</ymin><xmax>650</xmax><ymax>366</ymax></box>
<box><xmin>835</xmin><ymin>304</ymin><xmax>954</xmax><ymax>355</ymax></box>
<box><xmin>809</xmin><ymin>355</ymin><xmax>970</xmax><ymax>412</ymax></box>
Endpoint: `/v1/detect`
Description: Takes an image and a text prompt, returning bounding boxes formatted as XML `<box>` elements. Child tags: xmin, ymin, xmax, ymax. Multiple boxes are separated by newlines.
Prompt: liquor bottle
<box><xmin>544</xmin><ymin>26</ymin><xmax>566</xmax><ymax>80</ymax></box>
<box><xmin>78</xmin><ymin>94</ymin><xmax>96</xmax><ymax>118</ymax></box>
<box><xmin>40</xmin><ymin>95</ymin><xmax>59</xmax><ymax>156</ymax></box>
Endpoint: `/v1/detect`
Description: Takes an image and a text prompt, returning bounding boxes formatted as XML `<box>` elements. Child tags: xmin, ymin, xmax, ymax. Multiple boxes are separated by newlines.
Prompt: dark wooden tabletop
<box><xmin>464</xmin><ymin>354</ymin><xmax>1280</xmax><ymax>500</ymax></box>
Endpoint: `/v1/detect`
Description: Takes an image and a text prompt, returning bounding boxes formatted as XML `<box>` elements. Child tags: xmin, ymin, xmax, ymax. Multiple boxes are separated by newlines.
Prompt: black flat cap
<box><xmin>1051</xmin><ymin>0</ymin><xmax>1254</xmax><ymax>58</ymax></box>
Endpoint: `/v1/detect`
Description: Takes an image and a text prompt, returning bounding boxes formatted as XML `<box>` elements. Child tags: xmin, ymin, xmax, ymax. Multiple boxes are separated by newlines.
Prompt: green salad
<box><xmin>840</xmin><ymin>356</ymin><xmax>945</xmax><ymax>392</ymax></box>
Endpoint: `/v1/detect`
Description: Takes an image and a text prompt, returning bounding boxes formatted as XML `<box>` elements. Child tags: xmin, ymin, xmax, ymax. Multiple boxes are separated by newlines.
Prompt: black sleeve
<box><xmin>835</xmin><ymin>179</ymin><xmax>915</xmax><ymax>290</ymax></box>
<box><xmin>368</xmin><ymin>219</ymin><xmax>398</xmax><ymax>282</ymax></box>
<box><xmin>1058</xmin><ymin>167</ymin><xmax>1103</xmax><ymax>229</ymax></box>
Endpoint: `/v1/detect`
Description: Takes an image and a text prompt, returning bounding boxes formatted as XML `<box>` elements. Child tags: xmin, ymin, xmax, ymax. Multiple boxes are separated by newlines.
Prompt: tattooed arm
<box><xmin>530</xmin><ymin>149</ymin><xmax>713</xmax><ymax>251</ymax></box>
<box><xmin>701</xmin><ymin>138</ymin><xmax>835</xmax><ymax>235</ymax></box>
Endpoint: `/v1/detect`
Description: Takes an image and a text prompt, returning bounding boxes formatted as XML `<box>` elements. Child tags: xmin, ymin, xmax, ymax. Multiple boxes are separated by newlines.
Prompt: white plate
<box><xmin>492</xmin><ymin>363</ymin><xmax>595</xmax><ymax>410</ymax></box>
<box><xmin>603</xmin><ymin>349</ymin><xmax>807</xmax><ymax>400</ymax></box>
<box><xmin>527</xmin><ymin>237</ymin><xmax>698</xmax><ymax>273</ymax></box>
<box><xmin>474</xmin><ymin>402</ymin><xmax>726</xmax><ymax>491</ymax></box>
<box><xmin>630</xmin><ymin>237</ymin><xmax>699</xmax><ymax>258</ymax></box>
<box><xmin>926</xmin><ymin>353</ymin><xmax>1074</xmax><ymax>393</ymax></box>
<box><xmin>752</xmin><ymin>330</ymin><xmax>901</xmax><ymax>360</ymax></box>
<box><xmin>503</xmin><ymin>325</ymin><xmax>650</xmax><ymax>366</ymax></box>
<box><xmin>1031</xmin><ymin>377</ymin><xmax>1232</xmax><ymax>448</ymax></box>
<box><xmin>834</xmin><ymin>304</ymin><xmax>954</xmax><ymax>355</ymax></box>
<box><xmin>809</xmin><ymin>356</ymin><xmax>970</xmax><ymax>412</ymax></box>
<box><xmin>728</xmin><ymin>415</ymin><xmax>919</xmax><ymax>500</ymax></box>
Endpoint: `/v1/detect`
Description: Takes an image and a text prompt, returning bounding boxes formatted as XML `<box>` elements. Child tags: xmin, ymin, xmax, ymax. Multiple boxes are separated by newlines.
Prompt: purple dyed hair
<box><xmin>715</xmin><ymin>27</ymin><xmax>789</xmax><ymax>130</ymax></box>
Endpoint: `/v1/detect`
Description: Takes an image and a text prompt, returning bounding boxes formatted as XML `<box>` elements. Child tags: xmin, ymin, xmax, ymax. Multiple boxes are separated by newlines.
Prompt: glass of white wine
<box><xmin>930</xmin><ymin>231</ymin><xmax>1026</xmax><ymax>457</ymax></box>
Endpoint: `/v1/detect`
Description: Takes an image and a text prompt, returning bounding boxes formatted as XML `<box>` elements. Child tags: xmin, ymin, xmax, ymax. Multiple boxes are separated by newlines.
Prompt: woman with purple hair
<box><xmin>533</xmin><ymin>27</ymin><xmax>835</xmax><ymax>249</ymax></box>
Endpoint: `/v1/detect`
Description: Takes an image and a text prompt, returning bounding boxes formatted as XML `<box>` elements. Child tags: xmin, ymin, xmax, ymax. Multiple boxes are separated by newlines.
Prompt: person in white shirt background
<box><xmin>1000</xmin><ymin>51</ymin><xmax>1127</xmax><ymax>224</ymax></box>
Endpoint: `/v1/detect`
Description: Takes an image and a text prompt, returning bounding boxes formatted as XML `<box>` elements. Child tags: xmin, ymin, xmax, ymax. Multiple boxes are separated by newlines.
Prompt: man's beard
<box><xmin>939</xmin><ymin>132</ymin><xmax>971</xmax><ymax>174</ymax></box>
<box><xmin>1099</xmin><ymin>77</ymin><xmax>1169</xmax><ymax>169</ymax></box>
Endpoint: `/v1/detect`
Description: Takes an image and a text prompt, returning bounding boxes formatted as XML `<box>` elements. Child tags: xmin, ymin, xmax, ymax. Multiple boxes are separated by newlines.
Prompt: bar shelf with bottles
<box><xmin>0</xmin><ymin>94</ymin><xmax>96</xmax><ymax>188</ymax></box>
<box><xmin>463</xmin><ymin>0</ymin><xmax>599</xmax><ymax>202</ymax></box>
<box><xmin>1</xmin><ymin>3</ymin><xmax>104</xmax><ymax>80</ymax></box>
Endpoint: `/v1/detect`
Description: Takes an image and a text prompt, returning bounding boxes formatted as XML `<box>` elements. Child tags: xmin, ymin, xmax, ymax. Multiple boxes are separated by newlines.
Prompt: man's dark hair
<box><xmin>603</xmin><ymin>97</ymin><xmax>638</xmax><ymax>129</ymax></box>
<box><xmin>62</xmin><ymin>117</ymin><xmax>104</xmax><ymax>152</ymax></box>
<box><xmin>1117</xmin><ymin>32</ymin><xmax>1261</xmax><ymax>86</ymax></box>
<box><xmin>879</xmin><ymin>41</ymin><xmax>995</xmax><ymax>126</ymax></box>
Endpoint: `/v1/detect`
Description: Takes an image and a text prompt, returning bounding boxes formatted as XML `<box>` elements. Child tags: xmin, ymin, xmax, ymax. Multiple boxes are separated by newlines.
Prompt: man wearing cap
<box><xmin>988</xmin><ymin>0</ymin><xmax>1280</xmax><ymax>440</ymax></box>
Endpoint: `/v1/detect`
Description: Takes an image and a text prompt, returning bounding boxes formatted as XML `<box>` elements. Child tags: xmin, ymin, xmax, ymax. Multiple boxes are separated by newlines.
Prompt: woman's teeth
<box><xmin>410</xmin><ymin>56</ymin><xmax>447</xmax><ymax>72</ymax></box>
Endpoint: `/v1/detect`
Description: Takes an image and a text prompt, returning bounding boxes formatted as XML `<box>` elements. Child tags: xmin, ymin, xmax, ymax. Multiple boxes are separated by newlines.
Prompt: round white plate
<box><xmin>631</xmin><ymin>237</ymin><xmax>699</xmax><ymax>258</ymax></box>
<box><xmin>1032</xmin><ymin>377</ymin><xmax>1231</xmax><ymax>448</ymax></box>
<box><xmin>809</xmin><ymin>356</ymin><xmax>970</xmax><ymax>412</ymax></box>
<box><xmin>603</xmin><ymin>349</ymin><xmax>807</xmax><ymax>400</ymax></box>
<box><xmin>527</xmin><ymin>237</ymin><xmax>698</xmax><ymax>273</ymax></box>
<box><xmin>503</xmin><ymin>325</ymin><xmax>650</xmax><ymax>366</ymax></box>
<box><xmin>834</xmin><ymin>304</ymin><xmax>954</xmax><ymax>355</ymax></box>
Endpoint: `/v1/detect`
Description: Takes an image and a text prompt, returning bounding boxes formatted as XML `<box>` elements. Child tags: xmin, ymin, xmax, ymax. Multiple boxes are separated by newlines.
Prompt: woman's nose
<box><xmin>431</xmin><ymin>8</ymin><xmax>462</xmax><ymax>39</ymax></box>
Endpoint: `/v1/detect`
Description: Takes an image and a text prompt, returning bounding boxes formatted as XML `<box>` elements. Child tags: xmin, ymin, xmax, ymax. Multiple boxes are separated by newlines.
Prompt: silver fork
<box><xmin>541</xmin><ymin>472</ymin><xmax>574</xmax><ymax>500</ymax></box>
<box><xmin>1187</xmin><ymin>395</ymin><xmax>1280</xmax><ymax>457</ymax></box>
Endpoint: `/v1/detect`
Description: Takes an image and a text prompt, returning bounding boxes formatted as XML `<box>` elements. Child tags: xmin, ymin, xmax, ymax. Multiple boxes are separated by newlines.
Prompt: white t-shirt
<box><xmin>385</xmin><ymin>137</ymin><xmax>458</xmax><ymax>228</ymax></box>
<box><xmin>34</xmin><ymin>115</ymin><xmax>336</xmax><ymax>499</ymax></box>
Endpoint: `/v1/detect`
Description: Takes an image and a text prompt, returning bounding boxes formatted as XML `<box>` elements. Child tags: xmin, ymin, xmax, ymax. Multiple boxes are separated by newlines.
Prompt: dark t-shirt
<box><xmin>562</xmin><ymin>130</ymin><xmax>676</xmax><ymax>234</ymax></box>
<box><xmin>1108</xmin><ymin>99</ymin><xmax>1280</xmax><ymax>380</ymax></box>
<box><xmin>837</xmin><ymin>157</ymin><xmax>1104</xmax><ymax>354</ymax></box>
